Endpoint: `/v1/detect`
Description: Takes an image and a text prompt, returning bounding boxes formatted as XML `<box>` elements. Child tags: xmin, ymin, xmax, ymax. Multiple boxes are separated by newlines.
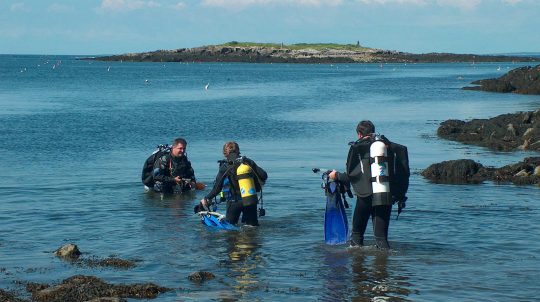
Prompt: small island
<box><xmin>93</xmin><ymin>42</ymin><xmax>539</xmax><ymax>64</ymax></box>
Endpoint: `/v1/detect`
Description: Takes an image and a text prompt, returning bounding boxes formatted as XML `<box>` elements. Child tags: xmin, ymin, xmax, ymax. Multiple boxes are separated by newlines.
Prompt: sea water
<box><xmin>1</xmin><ymin>55</ymin><xmax>539</xmax><ymax>301</ymax></box>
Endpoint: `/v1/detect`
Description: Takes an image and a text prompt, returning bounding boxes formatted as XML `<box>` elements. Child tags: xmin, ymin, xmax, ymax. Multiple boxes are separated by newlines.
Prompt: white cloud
<box><xmin>47</xmin><ymin>3</ymin><xmax>73</xmax><ymax>13</ymax></box>
<box><xmin>100</xmin><ymin>0</ymin><xmax>124</xmax><ymax>10</ymax></box>
<box><xmin>202</xmin><ymin>0</ymin><xmax>343</xmax><ymax>8</ymax></box>
<box><xmin>99</xmin><ymin>0</ymin><xmax>162</xmax><ymax>11</ymax></box>
<box><xmin>437</xmin><ymin>0</ymin><xmax>481</xmax><ymax>11</ymax></box>
<box><xmin>172</xmin><ymin>2</ymin><xmax>187</xmax><ymax>10</ymax></box>
<box><xmin>10</xmin><ymin>2</ymin><xmax>30</xmax><ymax>12</ymax></box>
<box><xmin>356</xmin><ymin>0</ymin><xmax>427</xmax><ymax>4</ymax></box>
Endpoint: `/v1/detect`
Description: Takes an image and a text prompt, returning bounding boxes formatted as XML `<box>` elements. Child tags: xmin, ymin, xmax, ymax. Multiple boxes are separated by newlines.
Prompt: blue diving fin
<box><xmin>324</xmin><ymin>181</ymin><xmax>349</xmax><ymax>245</ymax></box>
<box><xmin>198</xmin><ymin>211</ymin><xmax>239</xmax><ymax>231</ymax></box>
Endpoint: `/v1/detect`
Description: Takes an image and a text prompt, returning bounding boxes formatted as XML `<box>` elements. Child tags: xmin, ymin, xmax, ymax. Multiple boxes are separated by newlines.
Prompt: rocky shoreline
<box><xmin>463</xmin><ymin>64</ymin><xmax>540</xmax><ymax>94</ymax></box>
<box><xmin>92</xmin><ymin>44</ymin><xmax>539</xmax><ymax>64</ymax></box>
<box><xmin>437</xmin><ymin>109</ymin><xmax>540</xmax><ymax>152</ymax></box>
<box><xmin>421</xmin><ymin>157</ymin><xmax>540</xmax><ymax>185</ymax></box>
<box><xmin>423</xmin><ymin>108</ymin><xmax>540</xmax><ymax>185</ymax></box>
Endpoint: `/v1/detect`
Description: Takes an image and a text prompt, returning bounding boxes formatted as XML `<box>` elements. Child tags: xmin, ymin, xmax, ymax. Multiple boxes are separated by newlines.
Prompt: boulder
<box><xmin>54</xmin><ymin>244</ymin><xmax>81</xmax><ymax>259</ymax></box>
<box><xmin>421</xmin><ymin>159</ymin><xmax>486</xmax><ymax>184</ymax></box>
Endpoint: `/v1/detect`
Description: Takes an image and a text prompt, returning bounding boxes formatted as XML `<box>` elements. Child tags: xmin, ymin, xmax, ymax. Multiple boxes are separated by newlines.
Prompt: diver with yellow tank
<box><xmin>198</xmin><ymin>141</ymin><xmax>268</xmax><ymax>226</ymax></box>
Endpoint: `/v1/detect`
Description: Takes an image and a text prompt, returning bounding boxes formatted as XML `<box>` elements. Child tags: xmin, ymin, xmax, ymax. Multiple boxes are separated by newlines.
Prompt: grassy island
<box><xmin>93</xmin><ymin>41</ymin><xmax>538</xmax><ymax>64</ymax></box>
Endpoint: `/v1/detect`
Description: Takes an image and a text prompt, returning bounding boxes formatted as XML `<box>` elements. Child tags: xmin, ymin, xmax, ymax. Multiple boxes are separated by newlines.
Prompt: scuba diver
<box><xmin>328</xmin><ymin>120</ymin><xmax>410</xmax><ymax>249</ymax></box>
<box><xmin>198</xmin><ymin>141</ymin><xmax>267</xmax><ymax>226</ymax></box>
<box><xmin>151</xmin><ymin>137</ymin><xmax>197</xmax><ymax>194</ymax></box>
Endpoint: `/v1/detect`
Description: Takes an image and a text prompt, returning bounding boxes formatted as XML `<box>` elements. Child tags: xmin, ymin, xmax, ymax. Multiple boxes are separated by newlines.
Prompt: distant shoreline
<box><xmin>89</xmin><ymin>42</ymin><xmax>539</xmax><ymax>64</ymax></box>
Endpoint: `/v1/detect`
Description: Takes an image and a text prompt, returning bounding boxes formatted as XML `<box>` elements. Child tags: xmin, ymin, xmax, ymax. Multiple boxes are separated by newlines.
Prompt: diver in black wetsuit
<box><xmin>152</xmin><ymin>137</ymin><xmax>196</xmax><ymax>194</ymax></box>
<box><xmin>329</xmin><ymin>121</ymin><xmax>410</xmax><ymax>249</ymax></box>
<box><xmin>199</xmin><ymin>141</ymin><xmax>267</xmax><ymax>226</ymax></box>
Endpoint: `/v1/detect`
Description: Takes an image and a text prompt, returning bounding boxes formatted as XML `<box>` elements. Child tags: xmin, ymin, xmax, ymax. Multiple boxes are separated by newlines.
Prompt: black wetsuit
<box><xmin>336</xmin><ymin>135</ymin><xmax>409</xmax><ymax>249</ymax></box>
<box><xmin>153</xmin><ymin>154</ymin><xmax>196</xmax><ymax>194</ymax></box>
<box><xmin>204</xmin><ymin>156</ymin><xmax>267</xmax><ymax>226</ymax></box>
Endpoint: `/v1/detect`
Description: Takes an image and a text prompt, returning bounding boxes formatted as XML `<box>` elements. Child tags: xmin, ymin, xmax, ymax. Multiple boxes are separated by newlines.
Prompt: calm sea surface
<box><xmin>1</xmin><ymin>55</ymin><xmax>539</xmax><ymax>301</ymax></box>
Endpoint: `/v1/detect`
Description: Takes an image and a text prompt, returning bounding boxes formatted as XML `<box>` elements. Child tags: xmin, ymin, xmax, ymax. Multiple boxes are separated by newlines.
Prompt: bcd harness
<box><xmin>346</xmin><ymin>134</ymin><xmax>393</xmax><ymax>206</ymax></box>
<box><xmin>214</xmin><ymin>157</ymin><xmax>265</xmax><ymax>217</ymax></box>
<box><xmin>141</xmin><ymin>144</ymin><xmax>170</xmax><ymax>188</ymax></box>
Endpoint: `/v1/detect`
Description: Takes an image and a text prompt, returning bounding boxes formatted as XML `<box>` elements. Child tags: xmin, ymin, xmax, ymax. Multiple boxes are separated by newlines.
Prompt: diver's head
<box><xmin>171</xmin><ymin>137</ymin><xmax>187</xmax><ymax>157</ymax></box>
<box><xmin>356</xmin><ymin>120</ymin><xmax>375</xmax><ymax>138</ymax></box>
<box><xmin>223</xmin><ymin>141</ymin><xmax>240</xmax><ymax>162</ymax></box>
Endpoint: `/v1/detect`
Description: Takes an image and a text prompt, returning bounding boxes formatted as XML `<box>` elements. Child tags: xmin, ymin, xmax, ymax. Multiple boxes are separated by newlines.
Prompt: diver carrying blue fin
<box><xmin>313</xmin><ymin>168</ymin><xmax>352</xmax><ymax>245</ymax></box>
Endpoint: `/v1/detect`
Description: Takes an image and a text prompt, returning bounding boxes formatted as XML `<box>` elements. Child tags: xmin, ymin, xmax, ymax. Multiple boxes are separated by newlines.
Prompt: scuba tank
<box><xmin>236</xmin><ymin>163</ymin><xmax>258</xmax><ymax>207</ymax></box>
<box><xmin>370</xmin><ymin>135</ymin><xmax>392</xmax><ymax>206</ymax></box>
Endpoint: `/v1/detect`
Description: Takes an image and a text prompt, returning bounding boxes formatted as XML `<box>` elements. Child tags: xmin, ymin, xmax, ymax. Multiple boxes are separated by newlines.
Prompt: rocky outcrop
<box><xmin>54</xmin><ymin>244</ymin><xmax>137</xmax><ymax>269</ymax></box>
<box><xmin>420</xmin><ymin>159</ymin><xmax>486</xmax><ymax>184</ymax></box>
<box><xmin>91</xmin><ymin>45</ymin><xmax>539</xmax><ymax>64</ymax></box>
<box><xmin>26</xmin><ymin>275</ymin><xmax>172</xmax><ymax>302</ymax></box>
<box><xmin>421</xmin><ymin>157</ymin><xmax>540</xmax><ymax>185</ymax></box>
<box><xmin>437</xmin><ymin>109</ymin><xmax>540</xmax><ymax>151</ymax></box>
<box><xmin>55</xmin><ymin>244</ymin><xmax>81</xmax><ymax>259</ymax></box>
<box><xmin>464</xmin><ymin>65</ymin><xmax>540</xmax><ymax>94</ymax></box>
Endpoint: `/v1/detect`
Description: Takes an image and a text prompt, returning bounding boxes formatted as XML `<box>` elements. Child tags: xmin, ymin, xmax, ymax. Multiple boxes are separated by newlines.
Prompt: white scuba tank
<box><xmin>370</xmin><ymin>136</ymin><xmax>392</xmax><ymax>205</ymax></box>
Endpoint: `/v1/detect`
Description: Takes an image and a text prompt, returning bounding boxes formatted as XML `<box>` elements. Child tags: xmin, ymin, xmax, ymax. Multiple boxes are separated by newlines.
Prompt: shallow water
<box><xmin>1</xmin><ymin>55</ymin><xmax>539</xmax><ymax>301</ymax></box>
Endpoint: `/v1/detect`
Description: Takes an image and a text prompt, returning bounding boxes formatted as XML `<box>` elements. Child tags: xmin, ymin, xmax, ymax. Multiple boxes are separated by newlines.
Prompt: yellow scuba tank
<box><xmin>236</xmin><ymin>163</ymin><xmax>258</xmax><ymax>207</ymax></box>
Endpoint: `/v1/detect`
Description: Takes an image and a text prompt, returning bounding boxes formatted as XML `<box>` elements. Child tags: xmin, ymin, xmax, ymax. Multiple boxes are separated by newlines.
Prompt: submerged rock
<box><xmin>27</xmin><ymin>275</ymin><xmax>172</xmax><ymax>302</ymax></box>
<box><xmin>54</xmin><ymin>244</ymin><xmax>81</xmax><ymax>259</ymax></box>
<box><xmin>188</xmin><ymin>271</ymin><xmax>215</xmax><ymax>283</ymax></box>
<box><xmin>0</xmin><ymin>288</ymin><xmax>29</xmax><ymax>302</ymax></box>
<box><xmin>54</xmin><ymin>244</ymin><xmax>137</xmax><ymax>269</ymax></box>
<box><xmin>437</xmin><ymin>109</ymin><xmax>540</xmax><ymax>151</ymax></box>
<box><xmin>81</xmin><ymin>257</ymin><xmax>137</xmax><ymax>269</ymax></box>
<box><xmin>422</xmin><ymin>158</ymin><xmax>540</xmax><ymax>185</ymax></box>
<box><xmin>463</xmin><ymin>64</ymin><xmax>540</xmax><ymax>95</ymax></box>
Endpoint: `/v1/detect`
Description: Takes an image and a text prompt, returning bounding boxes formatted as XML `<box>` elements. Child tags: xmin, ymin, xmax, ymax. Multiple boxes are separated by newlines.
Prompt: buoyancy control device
<box><xmin>141</xmin><ymin>144</ymin><xmax>170</xmax><ymax>189</ymax></box>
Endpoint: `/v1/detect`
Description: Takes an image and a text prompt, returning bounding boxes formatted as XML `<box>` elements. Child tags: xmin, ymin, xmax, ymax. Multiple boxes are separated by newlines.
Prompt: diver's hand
<box><xmin>174</xmin><ymin>176</ymin><xmax>182</xmax><ymax>184</ymax></box>
<box><xmin>328</xmin><ymin>170</ymin><xmax>338</xmax><ymax>180</ymax></box>
<box><xmin>200</xmin><ymin>198</ymin><xmax>210</xmax><ymax>211</ymax></box>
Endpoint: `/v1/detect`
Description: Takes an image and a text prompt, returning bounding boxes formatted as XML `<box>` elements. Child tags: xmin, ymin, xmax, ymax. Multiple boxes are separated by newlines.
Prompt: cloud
<box><xmin>436</xmin><ymin>0</ymin><xmax>481</xmax><ymax>11</ymax></box>
<box><xmin>201</xmin><ymin>0</ymin><xmax>343</xmax><ymax>8</ymax></box>
<box><xmin>99</xmin><ymin>0</ymin><xmax>162</xmax><ymax>11</ymax></box>
<box><xmin>47</xmin><ymin>3</ymin><xmax>73</xmax><ymax>13</ymax></box>
<box><xmin>10</xmin><ymin>2</ymin><xmax>30</xmax><ymax>12</ymax></box>
<box><xmin>172</xmin><ymin>2</ymin><xmax>187</xmax><ymax>10</ymax></box>
<box><xmin>356</xmin><ymin>0</ymin><xmax>427</xmax><ymax>4</ymax></box>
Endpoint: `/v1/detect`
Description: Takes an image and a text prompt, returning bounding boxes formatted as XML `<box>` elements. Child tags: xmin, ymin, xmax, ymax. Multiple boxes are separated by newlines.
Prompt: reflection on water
<box><xmin>320</xmin><ymin>247</ymin><xmax>414</xmax><ymax>301</ymax></box>
<box><xmin>220</xmin><ymin>228</ymin><xmax>264</xmax><ymax>301</ymax></box>
<box><xmin>351</xmin><ymin>249</ymin><xmax>413</xmax><ymax>301</ymax></box>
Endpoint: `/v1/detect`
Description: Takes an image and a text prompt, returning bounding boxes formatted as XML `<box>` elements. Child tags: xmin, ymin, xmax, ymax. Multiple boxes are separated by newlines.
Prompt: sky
<box><xmin>1</xmin><ymin>0</ymin><xmax>539</xmax><ymax>55</ymax></box>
